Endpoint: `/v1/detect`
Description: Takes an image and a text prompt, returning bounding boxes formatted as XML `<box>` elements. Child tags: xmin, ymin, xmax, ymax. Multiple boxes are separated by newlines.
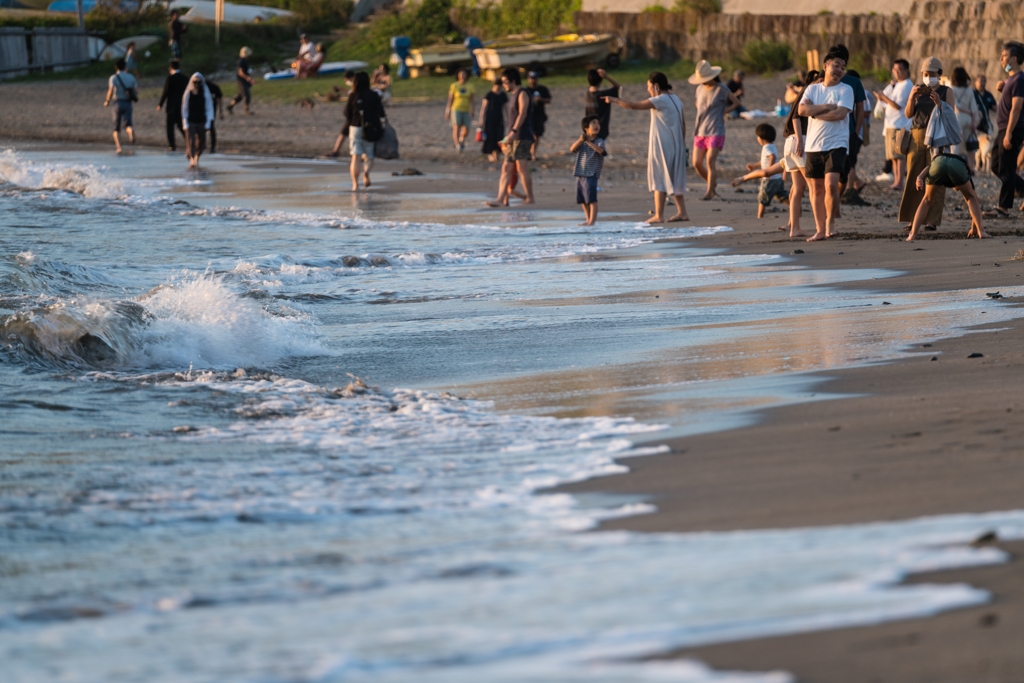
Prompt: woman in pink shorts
<box><xmin>689</xmin><ymin>61</ymin><xmax>741</xmax><ymax>199</ymax></box>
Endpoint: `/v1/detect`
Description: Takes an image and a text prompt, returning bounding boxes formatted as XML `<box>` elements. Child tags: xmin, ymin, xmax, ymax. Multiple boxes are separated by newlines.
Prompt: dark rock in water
<box><xmin>791</xmin><ymin>249</ymin><xmax>804</xmax><ymax>254</ymax></box>
<box><xmin>986</xmin><ymin>292</ymin><xmax>1003</xmax><ymax>299</ymax></box>
<box><xmin>882</xmin><ymin>301</ymin><xmax>892</xmax><ymax>305</ymax></box>
<box><xmin>922</xmin><ymin>343</ymin><xmax>932</xmax><ymax>347</ymax></box>
<box><xmin>971</xmin><ymin>530</ymin><xmax>998</xmax><ymax>547</ymax></box>
<box><xmin>931</xmin><ymin>356</ymin><xmax>938</xmax><ymax>361</ymax></box>
<box><xmin>391</xmin><ymin>168</ymin><xmax>423</xmax><ymax>176</ymax></box>
<box><xmin>73</xmin><ymin>334</ymin><xmax>117</xmax><ymax>365</ymax></box>
<box><xmin>967</xmin><ymin>352</ymin><xmax>984</xmax><ymax>358</ymax></box>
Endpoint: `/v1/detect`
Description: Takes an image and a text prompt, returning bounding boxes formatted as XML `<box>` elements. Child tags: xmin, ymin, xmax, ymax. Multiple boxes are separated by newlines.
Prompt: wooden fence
<box><xmin>0</xmin><ymin>27</ymin><xmax>91</xmax><ymax>79</ymax></box>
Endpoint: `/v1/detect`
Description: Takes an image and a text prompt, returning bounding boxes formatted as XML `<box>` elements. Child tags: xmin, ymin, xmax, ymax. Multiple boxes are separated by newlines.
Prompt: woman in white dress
<box><xmin>605</xmin><ymin>72</ymin><xmax>689</xmax><ymax>223</ymax></box>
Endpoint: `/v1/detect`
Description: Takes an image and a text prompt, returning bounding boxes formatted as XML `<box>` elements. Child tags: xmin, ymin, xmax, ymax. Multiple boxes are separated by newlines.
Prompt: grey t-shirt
<box><xmin>694</xmin><ymin>83</ymin><xmax>729</xmax><ymax>137</ymax></box>
<box><xmin>109</xmin><ymin>72</ymin><xmax>138</xmax><ymax>102</ymax></box>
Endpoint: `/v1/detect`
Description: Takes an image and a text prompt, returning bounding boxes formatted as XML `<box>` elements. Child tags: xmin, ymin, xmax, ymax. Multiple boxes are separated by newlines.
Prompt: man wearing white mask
<box><xmin>986</xmin><ymin>41</ymin><xmax>1024</xmax><ymax>217</ymax></box>
<box><xmin>898</xmin><ymin>56</ymin><xmax>955</xmax><ymax>230</ymax></box>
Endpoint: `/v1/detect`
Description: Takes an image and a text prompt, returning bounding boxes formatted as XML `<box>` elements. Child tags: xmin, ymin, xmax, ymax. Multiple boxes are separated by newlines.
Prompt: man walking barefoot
<box><xmin>157</xmin><ymin>60</ymin><xmax>188</xmax><ymax>152</ymax></box>
<box><xmin>487</xmin><ymin>68</ymin><xmax>535</xmax><ymax>207</ymax></box>
<box><xmin>444</xmin><ymin>69</ymin><xmax>474</xmax><ymax>152</ymax></box>
<box><xmin>103</xmin><ymin>58</ymin><xmax>136</xmax><ymax>154</ymax></box>
<box><xmin>798</xmin><ymin>46</ymin><xmax>853</xmax><ymax>241</ymax></box>
<box><xmin>527</xmin><ymin>71</ymin><xmax>551</xmax><ymax>160</ymax></box>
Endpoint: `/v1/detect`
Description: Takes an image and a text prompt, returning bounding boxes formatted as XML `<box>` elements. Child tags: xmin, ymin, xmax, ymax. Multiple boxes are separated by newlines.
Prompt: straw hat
<box><xmin>921</xmin><ymin>56</ymin><xmax>942</xmax><ymax>74</ymax></box>
<box><xmin>688</xmin><ymin>60</ymin><xmax>723</xmax><ymax>85</ymax></box>
<box><xmin>240</xmin><ymin>46</ymin><xmax>253</xmax><ymax>58</ymax></box>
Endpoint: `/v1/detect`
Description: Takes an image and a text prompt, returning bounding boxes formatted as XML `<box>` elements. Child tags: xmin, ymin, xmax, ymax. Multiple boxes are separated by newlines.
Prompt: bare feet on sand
<box><xmin>645</xmin><ymin>215</ymin><xmax>664</xmax><ymax>224</ymax></box>
<box><xmin>806</xmin><ymin>232</ymin><xmax>828</xmax><ymax>242</ymax></box>
<box><xmin>789</xmin><ymin>230</ymin><xmax>809</xmax><ymax>239</ymax></box>
<box><xmin>363</xmin><ymin>172</ymin><xmax>371</xmax><ymax>188</ymax></box>
<box><xmin>666</xmin><ymin>213</ymin><xmax>689</xmax><ymax>222</ymax></box>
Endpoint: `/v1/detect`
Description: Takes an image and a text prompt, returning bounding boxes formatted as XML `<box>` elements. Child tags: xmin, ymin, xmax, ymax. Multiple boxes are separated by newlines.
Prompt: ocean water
<box><xmin>3</xmin><ymin>147</ymin><xmax>1024</xmax><ymax>682</ymax></box>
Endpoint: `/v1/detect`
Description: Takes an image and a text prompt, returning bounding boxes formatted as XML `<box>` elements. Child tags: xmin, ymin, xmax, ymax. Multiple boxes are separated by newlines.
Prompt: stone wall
<box><xmin>576</xmin><ymin>2</ymin><xmax>1024</xmax><ymax>81</ymax></box>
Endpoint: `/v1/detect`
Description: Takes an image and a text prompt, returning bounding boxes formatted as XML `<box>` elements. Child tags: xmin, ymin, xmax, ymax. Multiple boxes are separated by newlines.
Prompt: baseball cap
<box><xmin>528</xmin><ymin>71</ymin><xmax>539</xmax><ymax>78</ymax></box>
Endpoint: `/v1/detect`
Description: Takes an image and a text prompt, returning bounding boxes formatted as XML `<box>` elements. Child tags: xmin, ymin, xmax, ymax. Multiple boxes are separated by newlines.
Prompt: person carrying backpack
<box><xmin>334</xmin><ymin>71</ymin><xmax>384</xmax><ymax>191</ymax></box>
<box><xmin>103</xmin><ymin>58</ymin><xmax>137</xmax><ymax>154</ymax></box>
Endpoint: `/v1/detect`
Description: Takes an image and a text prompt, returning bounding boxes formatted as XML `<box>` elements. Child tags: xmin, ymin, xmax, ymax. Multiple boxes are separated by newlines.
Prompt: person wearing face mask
<box><xmin>984</xmin><ymin>41</ymin><xmax>1024</xmax><ymax>217</ymax></box>
<box><xmin>898</xmin><ymin>56</ymin><xmax>955</xmax><ymax>231</ymax></box>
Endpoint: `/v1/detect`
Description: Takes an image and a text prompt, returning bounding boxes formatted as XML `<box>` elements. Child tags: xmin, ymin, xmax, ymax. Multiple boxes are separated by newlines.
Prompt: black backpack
<box><xmin>359</xmin><ymin>92</ymin><xmax>384</xmax><ymax>143</ymax></box>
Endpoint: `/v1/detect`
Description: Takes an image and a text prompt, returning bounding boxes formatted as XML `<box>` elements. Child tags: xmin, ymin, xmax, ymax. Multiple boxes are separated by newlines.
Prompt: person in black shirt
<box><xmin>479</xmin><ymin>78</ymin><xmax>507</xmax><ymax>162</ymax></box>
<box><xmin>527</xmin><ymin>71</ymin><xmax>551</xmax><ymax>160</ymax></box>
<box><xmin>584</xmin><ymin>68</ymin><xmax>621</xmax><ymax>141</ymax></box>
<box><xmin>228</xmin><ymin>47</ymin><xmax>255</xmax><ymax>115</ymax></box>
<box><xmin>168</xmin><ymin>10</ymin><xmax>186</xmax><ymax>60</ymax></box>
<box><xmin>329</xmin><ymin>72</ymin><xmax>383</xmax><ymax>191</ymax></box>
<box><xmin>727</xmin><ymin>70</ymin><xmax>745</xmax><ymax>118</ymax></box>
<box><xmin>206</xmin><ymin>81</ymin><xmax>224</xmax><ymax>153</ymax></box>
<box><xmin>157</xmin><ymin>60</ymin><xmax>188</xmax><ymax>151</ymax></box>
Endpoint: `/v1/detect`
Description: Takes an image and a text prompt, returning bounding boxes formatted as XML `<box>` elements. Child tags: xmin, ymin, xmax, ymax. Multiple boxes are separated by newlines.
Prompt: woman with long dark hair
<box><xmin>479</xmin><ymin>78</ymin><xmax>507</xmax><ymax>162</ymax></box>
<box><xmin>336</xmin><ymin>71</ymin><xmax>384</xmax><ymax>191</ymax></box>
<box><xmin>604</xmin><ymin>72</ymin><xmax>689</xmax><ymax>223</ymax></box>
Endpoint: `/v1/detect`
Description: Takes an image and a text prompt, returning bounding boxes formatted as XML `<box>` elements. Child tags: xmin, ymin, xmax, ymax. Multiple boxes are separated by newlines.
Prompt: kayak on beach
<box><xmin>263</xmin><ymin>61</ymin><xmax>368</xmax><ymax>81</ymax></box>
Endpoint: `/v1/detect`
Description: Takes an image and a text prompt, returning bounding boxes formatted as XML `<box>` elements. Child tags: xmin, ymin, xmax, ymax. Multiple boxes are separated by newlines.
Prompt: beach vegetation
<box><xmin>736</xmin><ymin>39</ymin><xmax>792</xmax><ymax>75</ymax></box>
<box><xmin>0</xmin><ymin>15</ymin><xmax>77</xmax><ymax>28</ymax></box>
<box><xmin>641</xmin><ymin>4</ymin><xmax>669</xmax><ymax>11</ymax></box>
<box><xmin>672</xmin><ymin>0</ymin><xmax>721</xmax><ymax>16</ymax></box>
<box><xmin>327</xmin><ymin>0</ymin><xmax>454</xmax><ymax>63</ymax></box>
<box><xmin>452</xmin><ymin>0</ymin><xmax>581</xmax><ymax>40</ymax></box>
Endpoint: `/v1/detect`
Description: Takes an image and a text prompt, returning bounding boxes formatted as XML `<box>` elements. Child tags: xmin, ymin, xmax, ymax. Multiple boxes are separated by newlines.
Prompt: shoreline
<box><xmin>6</xmin><ymin>136</ymin><xmax>1024</xmax><ymax>680</ymax></box>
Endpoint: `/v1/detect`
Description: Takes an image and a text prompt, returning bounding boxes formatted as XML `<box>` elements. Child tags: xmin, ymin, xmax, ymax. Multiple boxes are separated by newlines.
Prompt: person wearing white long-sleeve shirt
<box><xmin>182</xmin><ymin>72</ymin><xmax>214</xmax><ymax>169</ymax></box>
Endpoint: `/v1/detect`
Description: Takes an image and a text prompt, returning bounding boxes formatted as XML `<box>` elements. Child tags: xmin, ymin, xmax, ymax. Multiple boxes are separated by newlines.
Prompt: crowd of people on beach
<box><xmin>101</xmin><ymin>12</ymin><xmax>1024</xmax><ymax>238</ymax></box>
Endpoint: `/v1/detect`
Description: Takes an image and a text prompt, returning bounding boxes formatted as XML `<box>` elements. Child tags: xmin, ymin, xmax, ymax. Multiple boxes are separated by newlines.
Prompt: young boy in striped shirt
<box><xmin>570</xmin><ymin>116</ymin><xmax>607</xmax><ymax>226</ymax></box>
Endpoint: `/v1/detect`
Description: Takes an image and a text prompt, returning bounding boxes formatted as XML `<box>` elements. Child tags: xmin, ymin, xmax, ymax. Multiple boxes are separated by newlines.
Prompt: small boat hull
<box><xmin>263</xmin><ymin>60</ymin><xmax>368</xmax><ymax>81</ymax></box>
<box><xmin>474</xmin><ymin>34</ymin><xmax>621</xmax><ymax>72</ymax></box>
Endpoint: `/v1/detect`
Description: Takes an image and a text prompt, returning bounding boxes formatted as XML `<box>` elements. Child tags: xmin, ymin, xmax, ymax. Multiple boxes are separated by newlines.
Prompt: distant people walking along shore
<box><xmin>103</xmin><ymin>58</ymin><xmax>137</xmax><ymax>154</ymax></box>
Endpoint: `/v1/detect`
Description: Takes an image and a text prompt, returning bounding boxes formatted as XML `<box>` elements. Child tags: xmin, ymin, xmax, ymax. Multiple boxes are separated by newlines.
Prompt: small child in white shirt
<box><xmin>732</xmin><ymin>123</ymin><xmax>789</xmax><ymax>218</ymax></box>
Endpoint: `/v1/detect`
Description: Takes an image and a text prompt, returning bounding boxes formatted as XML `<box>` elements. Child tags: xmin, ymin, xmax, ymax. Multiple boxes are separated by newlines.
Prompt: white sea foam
<box><xmin>1</xmin><ymin>275</ymin><xmax>321</xmax><ymax>370</ymax></box>
<box><xmin>0</xmin><ymin>149</ymin><xmax>126</xmax><ymax>198</ymax></box>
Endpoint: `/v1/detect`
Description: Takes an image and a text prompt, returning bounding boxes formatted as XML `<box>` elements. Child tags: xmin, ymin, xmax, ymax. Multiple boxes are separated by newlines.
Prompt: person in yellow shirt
<box><xmin>445</xmin><ymin>69</ymin><xmax>475</xmax><ymax>152</ymax></box>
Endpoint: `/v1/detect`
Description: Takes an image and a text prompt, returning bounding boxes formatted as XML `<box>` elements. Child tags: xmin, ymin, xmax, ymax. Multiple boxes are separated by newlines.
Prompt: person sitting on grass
<box><xmin>907</xmin><ymin>151</ymin><xmax>989</xmax><ymax>241</ymax></box>
<box><xmin>731</xmin><ymin>123</ymin><xmax>789</xmax><ymax>219</ymax></box>
<box><xmin>570</xmin><ymin>116</ymin><xmax>607</xmax><ymax>226</ymax></box>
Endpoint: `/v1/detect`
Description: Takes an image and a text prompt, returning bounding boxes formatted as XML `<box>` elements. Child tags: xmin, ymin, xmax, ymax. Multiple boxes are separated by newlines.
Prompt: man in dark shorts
<box><xmin>486</xmin><ymin>67</ymin><xmax>535</xmax><ymax>207</ymax></box>
<box><xmin>798</xmin><ymin>46</ymin><xmax>854</xmax><ymax>241</ymax></box>
<box><xmin>206</xmin><ymin>80</ymin><xmax>224</xmax><ymax>153</ymax></box>
<box><xmin>908</xmin><ymin>152</ymin><xmax>988</xmax><ymax>241</ymax></box>
<box><xmin>584</xmin><ymin>68</ymin><xmax>621</xmax><ymax>141</ymax></box>
<box><xmin>157</xmin><ymin>60</ymin><xmax>188</xmax><ymax>151</ymax></box>
<box><xmin>986</xmin><ymin>40</ymin><xmax>1024</xmax><ymax>216</ymax></box>
<box><xmin>838</xmin><ymin>61</ymin><xmax>868</xmax><ymax>202</ymax></box>
<box><xmin>103</xmin><ymin>58</ymin><xmax>137</xmax><ymax>154</ymax></box>
<box><xmin>228</xmin><ymin>47</ymin><xmax>255</xmax><ymax>115</ymax></box>
<box><xmin>527</xmin><ymin>71</ymin><xmax>551</xmax><ymax>160</ymax></box>
<box><xmin>168</xmin><ymin>10</ymin><xmax>187</xmax><ymax>60</ymax></box>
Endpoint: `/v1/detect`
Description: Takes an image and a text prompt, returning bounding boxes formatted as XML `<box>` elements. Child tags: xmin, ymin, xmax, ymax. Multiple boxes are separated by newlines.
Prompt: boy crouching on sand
<box><xmin>732</xmin><ymin>123</ymin><xmax>788</xmax><ymax>218</ymax></box>
<box><xmin>570</xmin><ymin>116</ymin><xmax>607</xmax><ymax>226</ymax></box>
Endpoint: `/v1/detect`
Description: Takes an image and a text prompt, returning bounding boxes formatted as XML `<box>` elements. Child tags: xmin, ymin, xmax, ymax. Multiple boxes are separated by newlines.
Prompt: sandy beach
<box><xmin>4</xmin><ymin>71</ymin><xmax>1024</xmax><ymax>681</ymax></box>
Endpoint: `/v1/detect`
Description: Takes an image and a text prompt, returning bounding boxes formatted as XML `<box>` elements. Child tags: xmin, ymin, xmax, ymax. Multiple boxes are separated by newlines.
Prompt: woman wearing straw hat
<box><xmin>605</xmin><ymin>72</ymin><xmax>689</xmax><ymax>223</ymax></box>
<box><xmin>689</xmin><ymin>60</ymin><xmax>742</xmax><ymax>200</ymax></box>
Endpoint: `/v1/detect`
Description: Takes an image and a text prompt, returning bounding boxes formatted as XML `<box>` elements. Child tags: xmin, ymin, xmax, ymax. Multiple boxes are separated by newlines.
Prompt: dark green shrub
<box><xmin>453</xmin><ymin>0</ymin><xmax>580</xmax><ymax>40</ymax></box>
<box><xmin>85</xmin><ymin>0</ymin><xmax>169</xmax><ymax>38</ymax></box>
<box><xmin>641</xmin><ymin>4</ymin><xmax>668</xmax><ymax>11</ymax></box>
<box><xmin>737</xmin><ymin>39</ymin><xmax>792</xmax><ymax>74</ymax></box>
<box><xmin>0</xmin><ymin>16</ymin><xmax>77</xmax><ymax>29</ymax></box>
<box><xmin>672</xmin><ymin>0</ymin><xmax>721</xmax><ymax>16</ymax></box>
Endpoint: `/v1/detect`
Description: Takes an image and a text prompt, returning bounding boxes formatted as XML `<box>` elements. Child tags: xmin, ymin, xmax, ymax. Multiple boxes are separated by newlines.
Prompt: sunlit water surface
<box><xmin>3</xmin><ymin>147</ymin><xmax>1024</xmax><ymax>683</ymax></box>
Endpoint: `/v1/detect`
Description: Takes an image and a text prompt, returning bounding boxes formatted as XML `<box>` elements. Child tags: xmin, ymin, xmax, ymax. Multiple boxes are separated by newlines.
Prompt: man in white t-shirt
<box><xmin>873</xmin><ymin>58</ymin><xmax>913</xmax><ymax>191</ymax></box>
<box><xmin>799</xmin><ymin>47</ymin><xmax>854</xmax><ymax>241</ymax></box>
